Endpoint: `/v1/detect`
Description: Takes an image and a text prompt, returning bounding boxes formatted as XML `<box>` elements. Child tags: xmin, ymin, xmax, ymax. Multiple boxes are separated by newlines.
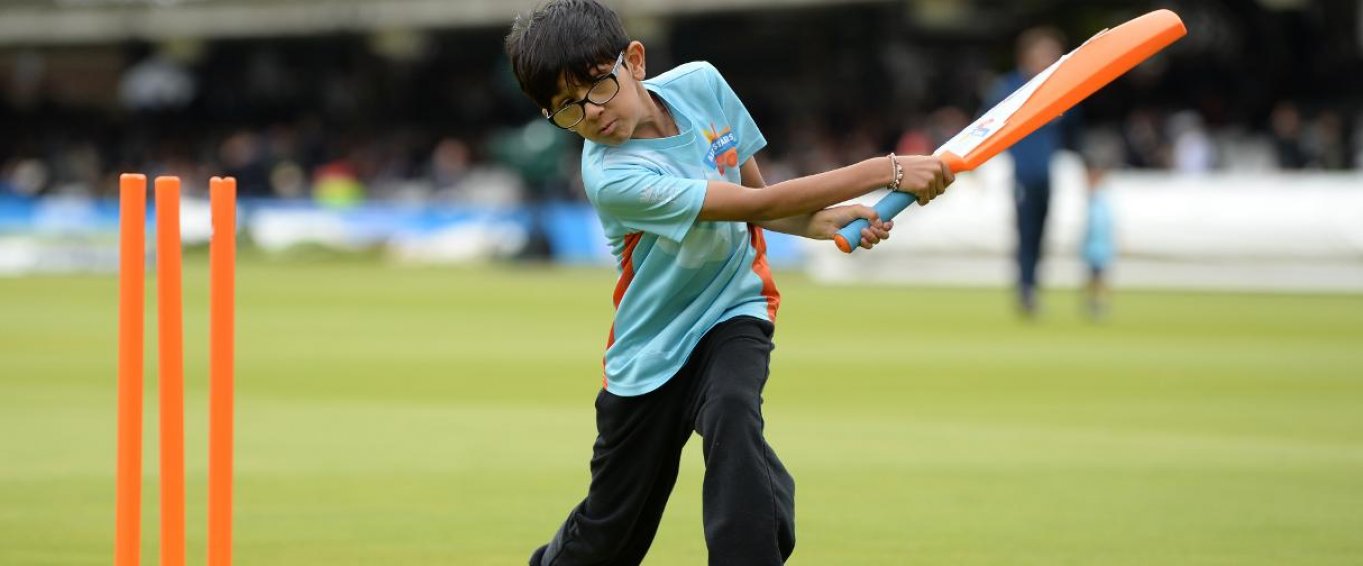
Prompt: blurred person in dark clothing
<box><xmin>1305</xmin><ymin>109</ymin><xmax>1348</xmax><ymax>170</ymax></box>
<box><xmin>986</xmin><ymin>27</ymin><xmax>1077</xmax><ymax>318</ymax></box>
<box><xmin>1122</xmin><ymin>108</ymin><xmax>1169</xmax><ymax>169</ymax></box>
<box><xmin>219</xmin><ymin>131</ymin><xmax>274</xmax><ymax>198</ymax></box>
<box><xmin>429</xmin><ymin>137</ymin><xmax>473</xmax><ymax>195</ymax></box>
<box><xmin>1270</xmin><ymin>101</ymin><xmax>1307</xmax><ymax>169</ymax></box>
<box><xmin>1</xmin><ymin>158</ymin><xmax>48</xmax><ymax>200</ymax></box>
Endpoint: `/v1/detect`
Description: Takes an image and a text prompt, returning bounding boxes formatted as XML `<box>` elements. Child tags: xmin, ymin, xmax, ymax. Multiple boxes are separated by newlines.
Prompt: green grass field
<box><xmin>3</xmin><ymin>256</ymin><xmax>1362</xmax><ymax>565</ymax></box>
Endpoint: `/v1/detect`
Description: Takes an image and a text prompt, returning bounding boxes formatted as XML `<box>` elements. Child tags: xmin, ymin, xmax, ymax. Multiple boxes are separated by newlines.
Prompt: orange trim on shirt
<box><xmin>603</xmin><ymin>232</ymin><xmax>644</xmax><ymax>389</ymax></box>
<box><xmin>748</xmin><ymin>225</ymin><xmax>781</xmax><ymax>323</ymax></box>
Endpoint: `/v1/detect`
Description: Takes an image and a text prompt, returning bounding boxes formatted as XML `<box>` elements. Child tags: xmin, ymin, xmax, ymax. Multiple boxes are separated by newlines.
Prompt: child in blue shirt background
<box><xmin>1082</xmin><ymin>157</ymin><xmax>1116</xmax><ymax>321</ymax></box>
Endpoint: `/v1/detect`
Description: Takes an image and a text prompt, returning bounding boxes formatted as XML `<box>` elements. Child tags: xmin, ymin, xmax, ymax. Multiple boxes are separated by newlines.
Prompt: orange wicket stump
<box><xmin>117</xmin><ymin>174</ymin><xmax>236</xmax><ymax>566</ymax></box>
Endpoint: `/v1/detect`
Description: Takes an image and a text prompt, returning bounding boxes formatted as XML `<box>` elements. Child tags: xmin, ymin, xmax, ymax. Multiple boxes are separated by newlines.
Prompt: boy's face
<box><xmin>545</xmin><ymin>42</ymin><xmax>649</xmax><ymax>146</ymax></box>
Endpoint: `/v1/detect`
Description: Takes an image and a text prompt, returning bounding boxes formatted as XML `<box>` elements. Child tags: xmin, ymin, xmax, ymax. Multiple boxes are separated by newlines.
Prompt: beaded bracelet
<box><xmin>886</xmin><ymin>153</ymin><xmax>904</xmax><ymax>191</ymax></box>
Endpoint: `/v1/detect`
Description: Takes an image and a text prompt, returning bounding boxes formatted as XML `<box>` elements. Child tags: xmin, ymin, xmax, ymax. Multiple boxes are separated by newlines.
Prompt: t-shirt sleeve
<box><xmin>593</xmin><ymin>165</ymin><xmax>707</xmax><ymax>242</ymax></box>
<box><xmin>707</xmin><ymin>65</ymin><xmax>767</xmax><ymax>164</ymax></box>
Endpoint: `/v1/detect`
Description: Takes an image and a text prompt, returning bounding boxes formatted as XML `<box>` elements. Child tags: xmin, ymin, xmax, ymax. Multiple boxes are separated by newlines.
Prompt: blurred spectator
<box><xmin>487</xmin><ymin>120</ymin><xmax>570</xmax><ymax>201</ymax></box>
<box><xmin>427</xmin><ymin>136</ymin><xmax>526</xmax><ymax>208</ymax></box>
<box><xmin>926</xmin><ymin>106</ymin><xmax>969</xmax><ymax>150</ymax></box>
<box><xmin>118</xmin><ymin>51</ymin><xmax>196</xmax><ymax>111</ymax></box>
<box><xmin>839</xmin><ymin>125</ymin><xmax>880</xmax><ymax>167</ymax></box>
<box><xmin>784</xmin><ymin>121</ymin><xmax>841</xmax><ymax>177</ymax></box>
<box><xmin>1304</xmin><ymin>109</ymin><xmax>1348</xmax><ymax>170</ymax></box>
<box><xmin>313</xmin><ymin>161</ymin><xmax>366</xmax><ymax>209</ymax></box>
<box><xmin>429</xmin><ymin>137</ymin><xmax>473</xmax><ymax>198</ymax></box>
<box><xmin>1270</xmin><ymin>101</ymin><xmax>1308</xmax><ymax>169</ymax></box>
<box><xmin>2</xmin><ymin>158</ymin><xmax>48</xmax><ymax>200</ymax></box>
<box><xmin>270</xmin><ymin>161</ymin><xmax>308</xmax><ymax>199</ymax></box>
<box><xmin>1123</xmin><ymin>108</ymin><xmax>1169</xmax><ymax>169</ymax></box>
<box><xmin>756</xmin><ymin>154</ymin><xmax>798</xmax><ymax>186</ymax></box>
<box><xmin>987</xmin><ymin>26</ymin><xmax>1074</xmax><ymax>318</ymax></box>
<box><xmin>1169</xmin><ymin>110</ymin><xmax>1216</xmax><ymax>173</ymax></box>
<box><xmin>218</xmin><ymin>131</ymin><xmax>273</xmax><ymax>198</ymax></box>
<box><xmin>894</xmin><ymin>122</ymin><xmax>932</xmax><ymax>156</ymax></box>
<box><xmin>896</xmin><ymin>106</ymin><xmax>968</xmax><ymax>162</ymax></box>
<box><xmin>1081</xmin><ymin>154</ymin><xmax>1117</xmax><ymax>322</ymax></box>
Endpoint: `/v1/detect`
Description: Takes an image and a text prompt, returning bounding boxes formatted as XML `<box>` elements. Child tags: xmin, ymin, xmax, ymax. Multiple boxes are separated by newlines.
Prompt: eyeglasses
<box><xmin>544</xmin><ymin>52</ymin><xmax>624</xmax><ymax>130</ymax></box>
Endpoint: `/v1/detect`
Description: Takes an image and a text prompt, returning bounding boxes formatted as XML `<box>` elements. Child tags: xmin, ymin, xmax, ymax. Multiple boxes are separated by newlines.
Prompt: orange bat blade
<box><xmin>938</xmin><ymin>9</ymin><xmax>1187</xmax><ymax>172</ymax></box>
<box><xmin>835</xmin><ymin>9</ymin><xmax>1186</xmax><ymax>253</ymax></box>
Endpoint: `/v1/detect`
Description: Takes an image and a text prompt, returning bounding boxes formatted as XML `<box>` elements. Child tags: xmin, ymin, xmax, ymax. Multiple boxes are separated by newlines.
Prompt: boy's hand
<box><xmin>808</xmin><ymin>205</ymin><xmax>893</xmax><ymax>250</ymax></box>
<box><xmin>893</xmin><ymin>155</ymin><xmax>955</xmax><ymax>205</ymax></box>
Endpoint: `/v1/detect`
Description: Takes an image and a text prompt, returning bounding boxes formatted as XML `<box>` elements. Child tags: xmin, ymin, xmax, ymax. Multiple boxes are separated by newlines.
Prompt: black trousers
<box><xmin>1015</xmin><ymin>177</ymin><xmax>1052</xmax><ymax>292</ymax></box>
<box><xmin>532</xmin><ymin>316</ymin><xmax>796</xmax><ymax>566</ymax></box>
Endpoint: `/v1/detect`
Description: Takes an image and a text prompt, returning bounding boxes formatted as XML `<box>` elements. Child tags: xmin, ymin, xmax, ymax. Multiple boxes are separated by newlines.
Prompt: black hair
<box><xmin>505</xmin><ymin>0</ymin><xmax>631</xmax><ymax>111</ymax></box>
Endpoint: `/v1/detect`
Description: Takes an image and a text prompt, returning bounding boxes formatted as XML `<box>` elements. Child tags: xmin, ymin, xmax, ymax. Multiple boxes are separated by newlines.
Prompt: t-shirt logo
<box><xmin>702</xmin><ymin>123</ymin><xmax>739</xmax><ymax>175</ymax></box>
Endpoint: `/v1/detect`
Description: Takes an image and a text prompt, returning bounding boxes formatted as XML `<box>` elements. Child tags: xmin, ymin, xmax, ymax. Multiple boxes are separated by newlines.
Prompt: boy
<box><xmin>1082</xmin><ymin>157</ymin><xmax>1116</xmax><ymax>321</ymax></box>
<box><xmin>504</xmin><ymin>1</ymin><xmax>953</xmax><ymax>564</ymax></box>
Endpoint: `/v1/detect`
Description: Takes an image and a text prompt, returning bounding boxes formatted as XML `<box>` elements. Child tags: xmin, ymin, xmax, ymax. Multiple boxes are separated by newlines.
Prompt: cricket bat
<box><xmin>834</xmin><ymin>9</ymin><xmax>1187</xmax><ymax>253</ymax></box>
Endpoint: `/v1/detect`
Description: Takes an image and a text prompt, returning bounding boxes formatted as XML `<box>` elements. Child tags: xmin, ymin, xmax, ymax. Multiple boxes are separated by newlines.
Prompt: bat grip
<box><xmin>832</xmin><ymin>152</ymin><xmax>966</xmax><ymax>254</ymax></box>
<box><xmin>832</xmin><ymin>192</ymin><xmax>914</xmax><ymax>253</ymax></box>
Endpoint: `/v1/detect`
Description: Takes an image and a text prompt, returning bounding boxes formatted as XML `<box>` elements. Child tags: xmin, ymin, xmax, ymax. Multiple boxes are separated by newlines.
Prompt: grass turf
<box><xmin>2</xmin><ymin>256</ymin><xmax>1361</xmax><ymax>564</ymax></box>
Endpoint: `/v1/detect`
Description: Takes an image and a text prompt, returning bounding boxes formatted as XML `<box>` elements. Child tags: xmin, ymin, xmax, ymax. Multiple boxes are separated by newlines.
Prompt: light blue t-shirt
<box><xmin>581</xmin><ymin>61</ymin><xmax>778</xmax><ymax>397</ymax></box>
<box><xmin>1083</xmin><ymin>187</ymin><xmax>1116</xmax><ymax>269</ymax></box>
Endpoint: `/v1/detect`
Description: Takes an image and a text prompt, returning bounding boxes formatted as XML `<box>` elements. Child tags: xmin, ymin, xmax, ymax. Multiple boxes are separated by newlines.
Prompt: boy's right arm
<box><xmin>697</xmin><ymin>155</ymin><xmax>953</xmax><ymax>223</ymax></box>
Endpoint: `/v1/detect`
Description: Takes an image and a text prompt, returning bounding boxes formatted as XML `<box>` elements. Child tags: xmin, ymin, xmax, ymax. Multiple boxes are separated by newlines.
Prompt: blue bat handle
<box><xmin>833</xmin><ymin>190</ymin><xmax>915</xmax><ymax>254</ymax></box>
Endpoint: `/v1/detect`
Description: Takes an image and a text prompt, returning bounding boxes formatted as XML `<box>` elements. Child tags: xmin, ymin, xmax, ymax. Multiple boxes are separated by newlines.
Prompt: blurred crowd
<box><xmin>1</xmin><ymin>3</ymin><xmax>1359</xmax><ymax>206</ymax></box>
<box><xmin>757</xmin><ymin>101</ymin><xmax>1359</xmax><ymax>185</ymax></box>
<box><xmin>0</xmin><ymin>32</ymin><xmax>558</xmax><ymax>207</ymax></box>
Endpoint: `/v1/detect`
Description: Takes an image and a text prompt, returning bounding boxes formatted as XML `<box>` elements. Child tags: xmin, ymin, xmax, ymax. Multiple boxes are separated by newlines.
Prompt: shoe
<box><xmin>1018</xmin><ymin>285</ymin><xmax>1039</xmax><ymax>320</ymax></box>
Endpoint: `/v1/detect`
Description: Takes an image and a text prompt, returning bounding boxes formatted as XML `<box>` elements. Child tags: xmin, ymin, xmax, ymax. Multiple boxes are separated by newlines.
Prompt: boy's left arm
<box><xmin>740</xmin><ymin>157</ymin><xmax>893</xmax><ymax>249</ymax></box>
